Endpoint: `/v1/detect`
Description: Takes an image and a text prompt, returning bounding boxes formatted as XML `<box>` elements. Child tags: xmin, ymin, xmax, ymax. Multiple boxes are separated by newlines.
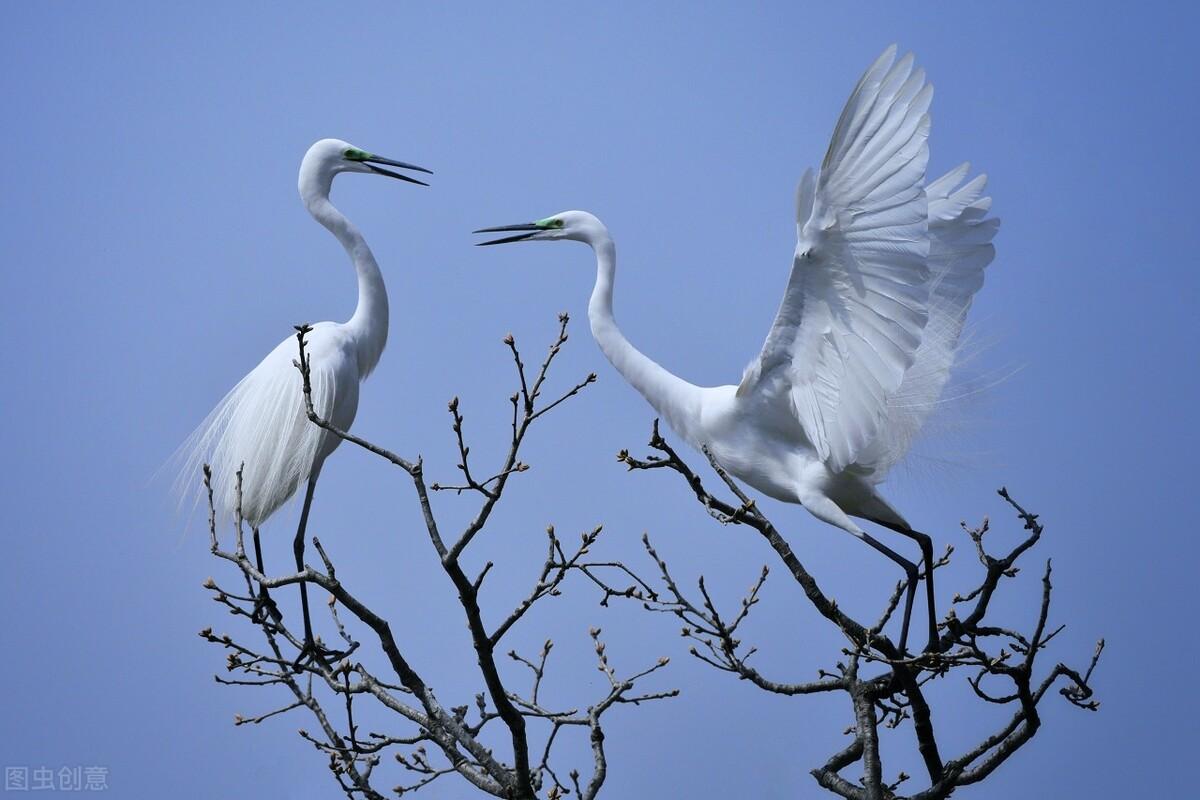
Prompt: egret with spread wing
<box><xmin>474</xmin><ymin>47</ymin><xmax>998</xmax><ymax>654</ymax></box>
<box><xmin>180</xmin><ymin>138</ymin><xmax>430</xmax><ymax>666</ymax></box>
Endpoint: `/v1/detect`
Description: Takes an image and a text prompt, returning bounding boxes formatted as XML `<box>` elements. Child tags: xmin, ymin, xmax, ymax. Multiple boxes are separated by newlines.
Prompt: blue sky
<box><xmin>1</xmin><ymin>2</ymin><xmax>1197</xmax><ymax>797</ymax></box>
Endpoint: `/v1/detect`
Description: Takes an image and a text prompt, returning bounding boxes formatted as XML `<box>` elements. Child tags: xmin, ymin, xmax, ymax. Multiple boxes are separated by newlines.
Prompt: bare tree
<box><xmin>579</xmin><ymin>421</ymin><xmax>1103</xmax><ymax>799</ymax></box>
<box><xmin>198</xmin><ymin>316</ymin><xmax>1101</xmax><ymax>799</ymax></box>
<box><xmin>199</xmin><ymin>315</ymin><xmax>676</xmax><ymax>799</ymax></box>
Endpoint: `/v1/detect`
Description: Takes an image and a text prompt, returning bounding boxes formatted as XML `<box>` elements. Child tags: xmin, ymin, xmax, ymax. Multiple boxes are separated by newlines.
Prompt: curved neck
<box><xmin>299</xmin><ymin>172</ymin><xmax>389</xmax><ymax>377</ymax></box>
<box><xmin>586</xmin><ymin>231</ymin><xmax>701</xmax><ymax>439</ymax></box>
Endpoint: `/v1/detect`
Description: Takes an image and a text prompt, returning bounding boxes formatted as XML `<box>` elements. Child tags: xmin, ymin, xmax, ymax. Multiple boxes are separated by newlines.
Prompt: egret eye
<box><xmin>343</xmin><ymin>148</ymin><xmax>369</xmax><ymax>162</ymax></box>
<box><xmin>552</xmin><ymin>219</ymin><xmax>565</xmax><ymax>228</ymax></box>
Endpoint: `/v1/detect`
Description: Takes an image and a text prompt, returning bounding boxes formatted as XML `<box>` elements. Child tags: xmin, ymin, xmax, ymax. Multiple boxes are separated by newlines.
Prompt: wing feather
<box><xmin>176</xmin><ymin>325</ymin><xmax>344</xmax><ymax>526</ymax></box>
<box><xmin>739</xmin><ymin>47</ymin><xmax>938</xmax><ymax>472</ymax></box>
<box><xmin>855</xmin><ymin>167</ymin><xmax>999</xmax><ymax>476</ymax></box>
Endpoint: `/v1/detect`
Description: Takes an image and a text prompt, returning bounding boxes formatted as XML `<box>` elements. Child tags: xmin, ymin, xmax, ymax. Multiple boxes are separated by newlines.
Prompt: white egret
<box><xmin>475</xmin><ymin>47</ymin><xmax>998</xmax><ymax>653</ymax></box>
<box><xmin>181</xmin><ymin>138</ymin><xmax>430</xmax><ymax>665</ymax></box>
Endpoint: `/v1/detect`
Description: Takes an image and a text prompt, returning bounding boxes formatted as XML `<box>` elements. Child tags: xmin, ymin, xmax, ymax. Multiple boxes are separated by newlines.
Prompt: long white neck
<box><xmin>299</xmin><ymin>172</ymin><xmax>389</xmax><ymax>377</ymax></box>
<box><xmin>586</xmin><ymin>230</ymin><xmax>702</xmax><ymax>441</ymax></box>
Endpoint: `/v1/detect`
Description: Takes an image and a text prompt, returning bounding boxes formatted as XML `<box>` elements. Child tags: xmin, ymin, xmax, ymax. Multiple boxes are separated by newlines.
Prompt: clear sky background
<box><xmin>2</xmin><ymin>2</ymin><xmax>1197</xmax><ymax>798</ymax></box>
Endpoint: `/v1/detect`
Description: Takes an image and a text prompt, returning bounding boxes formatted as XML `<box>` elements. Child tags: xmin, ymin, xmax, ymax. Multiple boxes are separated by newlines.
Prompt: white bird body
<box><xmin>583</xmin><ymin>220</ymin><xmax>918</xmax><ymax>534</ymax></box>
<box><xmin>693</xmin><ymin>386</ymin><xmax>862</xmax><ymax>507</ymax></box>
<box><xmin>476</xmin><ymin>46</ymin><xmax>997</xmax><ymax>651</ymax></box>
<box><xmin>197</xmin><ymin>319</ymin><xmax>363</xmax><ymax>525</ymax></box>
<box><xmin>179</xmin><ymin>137</ymin><xmax>429</xmax><ymax>663</ymax></box>
<box><xmin>181</xmin><ymin>138</ymin><xmax>426</xmax><ymax>528</ymax></box>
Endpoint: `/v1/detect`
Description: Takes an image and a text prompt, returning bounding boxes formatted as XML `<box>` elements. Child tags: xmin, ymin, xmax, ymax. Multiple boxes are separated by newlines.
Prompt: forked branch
<box><xmin>198</xmin><ymin>317</ymin><xmax>674</xmax><ymax>799</ymax></box>
<box><xmin>606</xmin><ymin>421</ymin><xmax>1102</xmax><ymax>799</ymax></box>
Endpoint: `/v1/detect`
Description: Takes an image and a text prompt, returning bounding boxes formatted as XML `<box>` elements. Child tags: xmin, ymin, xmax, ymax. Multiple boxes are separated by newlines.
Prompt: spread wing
<box><xmin>738</xmin><ymin>46</ymin><xmax>934</xmax><ymax>472</ymax></box>
<box><xmin>854</xmin><ymin>164</ymin><xmax>999</xmax><ymax>476</ymax></box>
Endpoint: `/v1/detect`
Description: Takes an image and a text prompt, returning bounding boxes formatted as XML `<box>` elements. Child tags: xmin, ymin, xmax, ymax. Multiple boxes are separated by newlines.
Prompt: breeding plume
<box><xmin>181</xmin><ymin>138</ymin><xmax>430</xmax><ymax>664</ymax></box>
<box><xmin>475</xmin><ymin>46</ymin><xmax>998</xmax><ymax>653</ymax></box>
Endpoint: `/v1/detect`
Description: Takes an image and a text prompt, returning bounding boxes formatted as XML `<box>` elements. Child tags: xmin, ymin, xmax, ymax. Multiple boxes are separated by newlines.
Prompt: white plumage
<box><xmin>179</xmin><ymin>139</ymin><xmax>427</xmax><ymax>525</ymax></box>
<box><xmin>475</xmin><ymin>46</ymin><xmax>998</xmax><ymax>653</ymax></box>
<box><xmin>177</xmin><ymin>138</ymin><xmax>428</xmax><ymax>662</ymax></box>
<box><xmin>739</xmin><ymin>47</ymin><xmax>935</xmax><ymax>474</ymax></box>
<box><xmin>181</xmin><ymin>322</ymin><xmax>355</xmax><ymax>526</ymax></box>
<box><xmin>857</xmin><ymin>164</ymin><xmax>997</xmax><ymax>478</ymax></box>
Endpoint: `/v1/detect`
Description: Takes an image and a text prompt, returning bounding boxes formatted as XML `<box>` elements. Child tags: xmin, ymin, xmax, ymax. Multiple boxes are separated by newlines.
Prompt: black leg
<box><xmin>250</xmin><ymin>527</ymin><xmax>282</xmax><ymax>625</ymax></box>
<box><xmin>849</xmin><ymin>528</ymin><xmax>920</xmax><ymax>655</ymax></box>
<box><xmin>288</xmin><ymin>476</ymin><xmax>347</xmax><ymax>672</ymax></box>
<box><xmin>908</xmin><ymin>530</ymin><xmax>938</xmax><ymax>652</ymax></box>
<box><xmin>293</xmin><ymin>477</ymin><xmax>318</xmax><ymax>663</ymax></box>
<box><xmin>870</xmin><ymin>518</ymin><xmax>939</xmax><ymax>653</ymax></box>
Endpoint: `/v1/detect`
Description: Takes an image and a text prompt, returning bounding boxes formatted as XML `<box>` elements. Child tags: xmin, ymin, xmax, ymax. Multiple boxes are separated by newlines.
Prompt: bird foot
<box><xmin>250</xmin><ymin>592</ymin><xmax>283</xmax><ymax>626</ymax></box>
<box><xmin>898</xmin><ymin>646</ymin><xmax>947</xmax><ymax>671</ymax></box>
<box><xmin>292</xmin><ymin>637</ymin><xmax>347</xmax><ymax>672</ymax></box>
<box><xmin>891</xmin><ymin>636</ymin><xmax>942</xmax><ymax>663</ymax></box>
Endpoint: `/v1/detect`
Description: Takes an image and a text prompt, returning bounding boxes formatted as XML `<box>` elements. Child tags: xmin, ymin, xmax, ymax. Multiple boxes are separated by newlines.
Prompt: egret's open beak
<box><xmin>364</xmin><ymin>155</ymin><xmax>432</xmax><ymax>186</ymax></box>
<box><xmin>472</xmin><ymin>223</ymin><xmax>542</xmax><ymax>246</ymax></box>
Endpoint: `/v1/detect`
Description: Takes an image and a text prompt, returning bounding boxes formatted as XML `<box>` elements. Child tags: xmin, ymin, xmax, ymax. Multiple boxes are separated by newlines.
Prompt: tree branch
<box><xmin>197</xmin><ymin>316</ymin><xmax>673</xmax><ymax>799</ymax></box>
<box><xmin>616</xmin><ymin>422</ymin><xmax>1103</xmax><ymax>799</ymax></box>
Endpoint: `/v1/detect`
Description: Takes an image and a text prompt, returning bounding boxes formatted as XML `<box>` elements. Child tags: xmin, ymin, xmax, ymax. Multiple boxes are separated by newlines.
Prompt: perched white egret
<box><xmin>475</xmin><ymin>46</ymin><xmax>998</xmax><ymax>653</ymax></box>
<box><xmin>181</xmin><ymin>138</ymin><xmax>430</xmax><ymax>664</ymax></box>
